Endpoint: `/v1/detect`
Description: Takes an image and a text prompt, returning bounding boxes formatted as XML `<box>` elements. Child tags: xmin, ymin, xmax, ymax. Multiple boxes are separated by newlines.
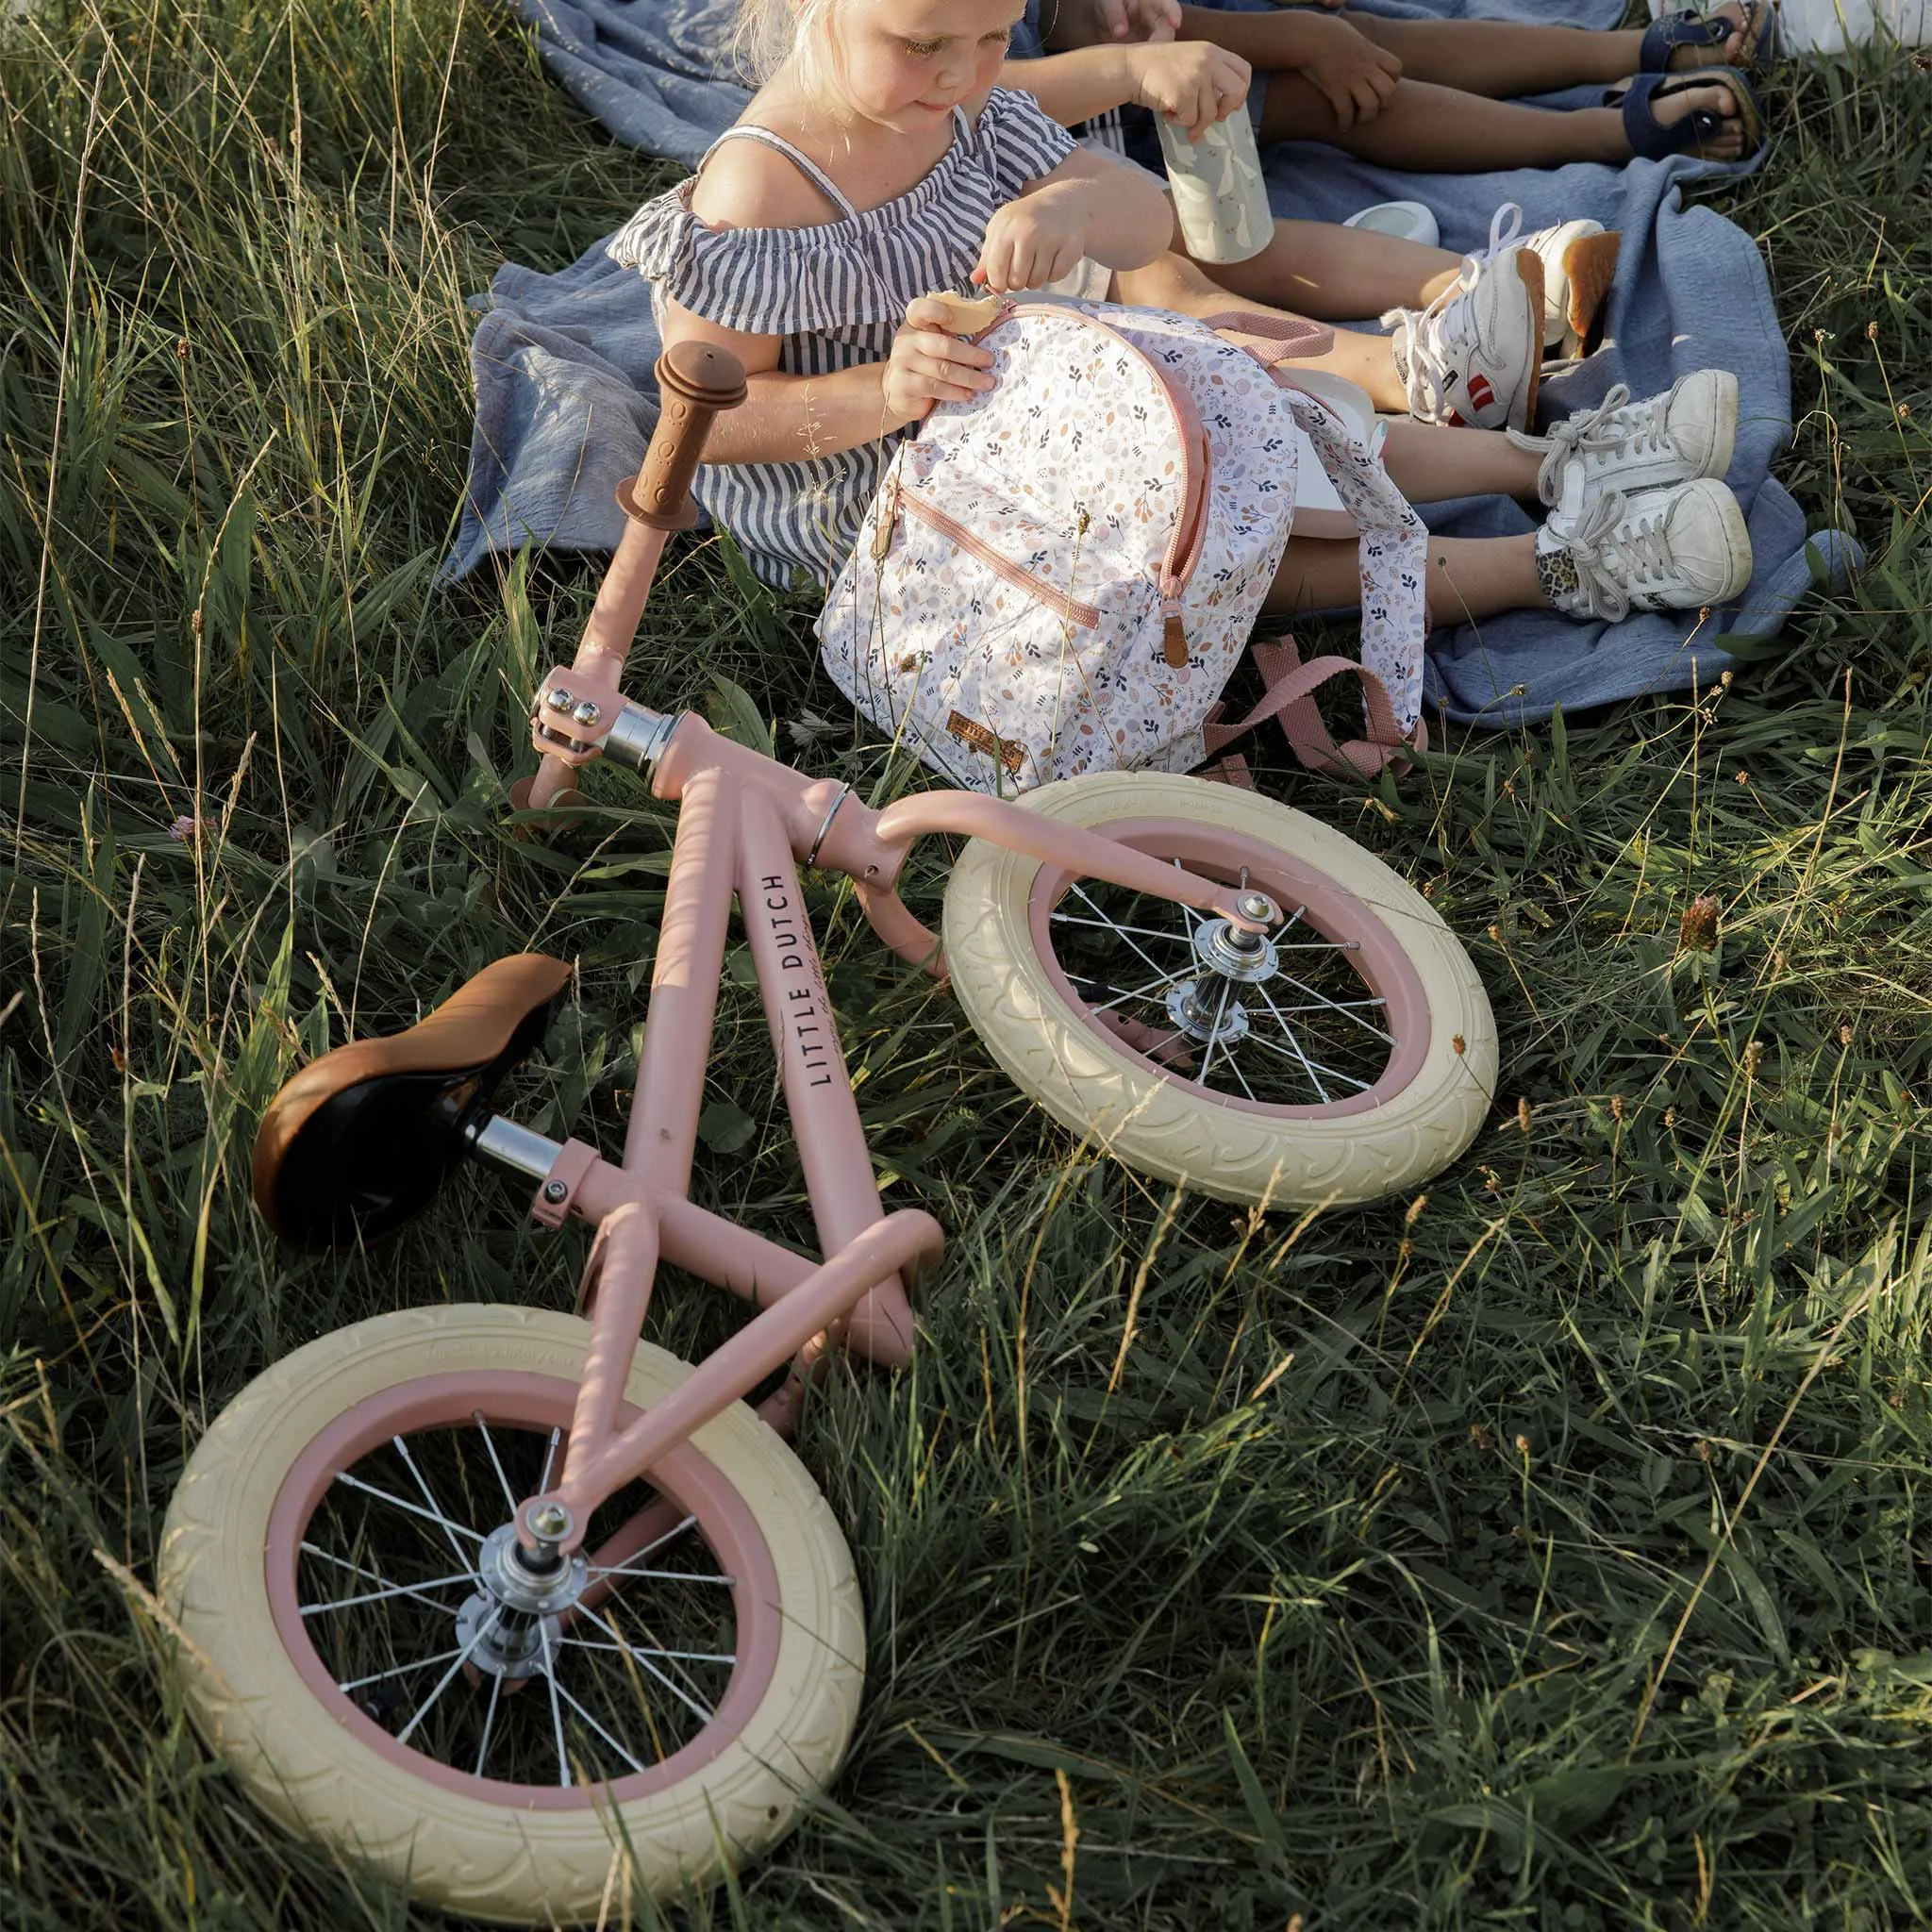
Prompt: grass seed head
<box><xmin>1679</xmin><ymin>893</ymin><xmax>1721</xmax><ymax>953</ymax></box>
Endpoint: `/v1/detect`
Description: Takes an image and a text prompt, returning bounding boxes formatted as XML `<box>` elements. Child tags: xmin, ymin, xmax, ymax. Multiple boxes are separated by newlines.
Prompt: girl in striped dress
<box><xmin>609</xmin><ymin>0</ymin><xmax>1754</xmax><ymax>632</ymax></box>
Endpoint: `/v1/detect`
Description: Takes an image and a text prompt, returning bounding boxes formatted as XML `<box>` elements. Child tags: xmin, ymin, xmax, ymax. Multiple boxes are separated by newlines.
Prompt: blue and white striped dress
<box><xmin>608</xmin><ymin>89</ymin><xmax>1076</xmax><ymax>591</ymax></box>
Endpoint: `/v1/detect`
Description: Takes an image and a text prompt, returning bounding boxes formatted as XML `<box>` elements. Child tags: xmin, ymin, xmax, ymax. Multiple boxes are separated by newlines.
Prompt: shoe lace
<box><xmin>1510</xmin><ymin>383</ymin><xmax>1678</xmax><ymax>506</ymax></box>
<box><xmin>1552</xmin><ymin>486</ymin><xmax>1675</xmax><ymax>624</ymax></box>
<box><xmin>1383</xmin><ymin>204</ymin><xmax>1529</xmax><ymax>420</ymax></box>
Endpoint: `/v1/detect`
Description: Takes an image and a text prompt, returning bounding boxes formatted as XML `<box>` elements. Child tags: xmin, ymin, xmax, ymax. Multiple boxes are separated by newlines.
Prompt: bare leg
<box><xmin>1112</xmin><ymin>249</ymin><xmax>1414</xmax><ymax>409</ymax></box>
<box><xmin>1375</xmin><ymin>419</ymin><xmax>1543</xmax><ymax>505</ymax></box>
<box><xmin>1195</xmin><ymin>219</ymin><xmax>1464</xmax><ymax>318</ymax></box>
<box><xmin>1257</xmin><ymin>72</ymin><xmax>1748</xmax><ymax>170</ymax></box>
<box><xmin>1341</xmin><ymin>13</ymin><xmax>1643</xmax><ymax>93</ymax></box>
<box><xmin>1182</xmin><ymin>3</ymin><xmax>1761</xmax><ymax>98</ymax></box>
<box><xmin>1267</xmin><ymin>532</ymin><xmax>1544</xmax><ymax>625</ymax></box>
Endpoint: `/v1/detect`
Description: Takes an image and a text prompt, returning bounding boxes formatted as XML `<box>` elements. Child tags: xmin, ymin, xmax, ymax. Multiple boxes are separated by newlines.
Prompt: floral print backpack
<box><xmin>816</xmin><ymin>296</ymin><xmax>1429</xmax><ymax>796</ymax></box>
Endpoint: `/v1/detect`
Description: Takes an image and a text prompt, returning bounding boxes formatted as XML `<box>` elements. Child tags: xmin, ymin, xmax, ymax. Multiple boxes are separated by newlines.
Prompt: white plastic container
<box><xmin>1341</xmin><ymin>200</ymin><xmax>1441</xmax><ymax>249</ymax></box>
<box><xmin>1155</xmin><ymin>111</ymin><xmax>1273</xmax><ymax>265</ymax></box>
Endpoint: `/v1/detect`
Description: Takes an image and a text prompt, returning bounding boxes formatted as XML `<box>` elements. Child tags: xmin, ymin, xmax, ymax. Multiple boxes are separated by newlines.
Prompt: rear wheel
<box><xmin>158</xmin><ymin>1306</ymin><xmax>863</xmax><ymax>1923</ymax></box>
<box><xmin>942</xmin><ymin>772</ymin><xmax>1496</xmax><ymax>1207</ymax></box>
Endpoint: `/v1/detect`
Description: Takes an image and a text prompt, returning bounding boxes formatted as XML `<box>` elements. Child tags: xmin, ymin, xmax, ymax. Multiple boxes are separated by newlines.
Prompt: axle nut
<box><xmin>529</xmin><ymin>1502</ymin><xmax>573</xmax><ymax>1541</ymax></box>
<box><xmin>1237</xmin><ymin>891</ymin><xmax>1276</xmax><ymax>923</ymax></box>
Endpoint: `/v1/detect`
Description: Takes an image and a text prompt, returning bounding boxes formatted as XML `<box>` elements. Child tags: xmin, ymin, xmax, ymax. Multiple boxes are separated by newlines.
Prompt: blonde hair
<box><xmin>732</xmin><ymin>0</ymin><xmax>841</xmax><ymax>100</ymax></box>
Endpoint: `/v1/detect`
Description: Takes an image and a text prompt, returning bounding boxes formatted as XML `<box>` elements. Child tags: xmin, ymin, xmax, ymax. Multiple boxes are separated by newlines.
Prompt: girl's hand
<box><xmin>975</xmin><ymin>192</ymin><xmax>1090</xmax><ymax>292</ymax></box>
<box><xmin>883</xmin><ymin>298</ymin><xmax>997</xmax><ymax>422</ymax></box>
<box><xmin>1297</xmin><ymin>14</ymin><xmax>1402</xmax><ymax>127</ymax></box>
<box><xmin>1129</xmin><ymin>41</ymin><xmax>1251</xmax><ymax>133</ymax></box>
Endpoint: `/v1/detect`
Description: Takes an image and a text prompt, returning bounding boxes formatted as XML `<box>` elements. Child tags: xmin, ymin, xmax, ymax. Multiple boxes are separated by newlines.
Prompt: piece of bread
<box><xmin>924</xmin><ymin>289</ymin><xmax>1001</xmax><ymax>334</ymax></box>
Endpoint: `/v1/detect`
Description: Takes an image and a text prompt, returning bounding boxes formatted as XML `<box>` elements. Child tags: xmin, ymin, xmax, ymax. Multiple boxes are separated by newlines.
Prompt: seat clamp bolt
<box><xmin>541</xmin><ymin>1179</ymin><xmax>569</xmax><ymax>1204</ymax></box>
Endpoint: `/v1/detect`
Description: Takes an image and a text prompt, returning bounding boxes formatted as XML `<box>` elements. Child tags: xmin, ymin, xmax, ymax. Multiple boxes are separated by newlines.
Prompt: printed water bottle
<box><xmin>1155</xmin><ymin>109</ymin><xmax>1272</xmax><ymax>265</ymax></box>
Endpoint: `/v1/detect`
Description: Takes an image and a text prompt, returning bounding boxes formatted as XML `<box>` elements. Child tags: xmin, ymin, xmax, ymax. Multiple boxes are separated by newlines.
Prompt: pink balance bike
<box><xmin>158</xmin><ymin>345</ymin><xmax>1498</xmax><ymax>1923</ymax></box>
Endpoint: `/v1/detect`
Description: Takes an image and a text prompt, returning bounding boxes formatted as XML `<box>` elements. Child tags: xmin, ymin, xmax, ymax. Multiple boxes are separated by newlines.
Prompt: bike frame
<box><xmin>477</xmin><ymin>346</ymin><xmax>1277</xmax><ymax>1574</ymax></box>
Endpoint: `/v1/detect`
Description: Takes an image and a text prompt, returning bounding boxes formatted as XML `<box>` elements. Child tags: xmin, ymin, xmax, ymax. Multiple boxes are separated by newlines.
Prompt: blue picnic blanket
<box><xmin>449</xmin><ymin>0</ymin><xmax>1858</xmax><ymax>728</ymax></box>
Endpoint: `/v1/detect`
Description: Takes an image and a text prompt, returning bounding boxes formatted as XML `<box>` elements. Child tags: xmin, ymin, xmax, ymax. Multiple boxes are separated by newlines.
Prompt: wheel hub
<box><xmin>1164</xmin><ymin>915</ymin><xmax>1281</xmax><ymax>1046</ymax></box>
<box><xmin>456</xmin><ymin>1521</ymin><xmax>590</xmax><ymax>1679</ymax></box>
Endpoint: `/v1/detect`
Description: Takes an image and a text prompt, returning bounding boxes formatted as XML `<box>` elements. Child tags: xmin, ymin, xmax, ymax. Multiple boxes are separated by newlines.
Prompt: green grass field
<box><xmin>3</xmin><ymin>3</ymin><xmax>1930</xmax><ymax>1925</ymax></box>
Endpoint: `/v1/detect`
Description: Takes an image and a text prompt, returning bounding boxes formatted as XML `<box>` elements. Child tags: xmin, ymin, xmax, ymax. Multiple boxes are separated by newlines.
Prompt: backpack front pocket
<box><xmin>894</xmin><ymin>489</ymin><xmax>1103</xmax><ymax>632</ymax></box>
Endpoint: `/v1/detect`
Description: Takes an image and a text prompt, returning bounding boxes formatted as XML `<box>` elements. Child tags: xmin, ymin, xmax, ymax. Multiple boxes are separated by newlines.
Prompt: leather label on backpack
<box><xmin>946</xmin><ymin>711</ymin><xmax>1024</xmax><ymax>773</ymax></box>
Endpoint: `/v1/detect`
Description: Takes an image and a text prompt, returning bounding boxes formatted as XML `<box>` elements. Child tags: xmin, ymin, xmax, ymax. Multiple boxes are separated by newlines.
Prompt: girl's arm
<box><xmin>657</xmin><ymin>297</ymin><xmax>995</xmax><ymax>467</ymax></box>
<box><xmin>1001</xmin><ymin>40</ymin><xmax>1250</xmax><ymax>133</ymax></box>
<box><xmin>978</xmin><ymin>148</ymin><xmax>1174</xmax><ymax>290</ymax></box>
<box><xmin>658</xmin><ymin>141</ymin><xmax>996</xmax><ymax>467</ymax></box>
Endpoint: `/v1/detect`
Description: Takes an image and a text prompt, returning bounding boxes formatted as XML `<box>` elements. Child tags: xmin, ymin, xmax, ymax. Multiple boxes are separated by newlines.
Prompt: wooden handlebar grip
<box><xmin>619</xmin><ymin>341</ymin><xmax>748</xmax><ymax>533</ymax></box>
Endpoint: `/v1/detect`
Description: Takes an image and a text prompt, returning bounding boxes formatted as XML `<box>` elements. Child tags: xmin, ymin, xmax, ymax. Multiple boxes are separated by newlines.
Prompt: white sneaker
<box><xmin>1520</xmin><ymin>217</ymin><xmax>1621</xmax><ymax>358</ymax></box>
<box><xmin>1384</xmin><ymin>245</ymin><xmax>1543</xmax><ymax>433</ymax></box>
<box><xmin>1513</xmin><ymin>373</ymin><xmax>1740</xmax><ymax>515</ymax></box>
<box><xmin>1458</xmin><ymin>204</ymin><xmax>1621</xmax><ymax>358</ymax></box>
<box><xmin>1537</xmin><ymin>476</ymin><xmax>1753</xmax><ymax>622</ymax></box>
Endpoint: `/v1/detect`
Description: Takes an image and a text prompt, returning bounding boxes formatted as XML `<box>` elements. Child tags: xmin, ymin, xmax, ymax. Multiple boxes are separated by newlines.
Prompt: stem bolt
<box><xmin>572</xmin><ymin>700</ymin><xmax>601</xmax><ymax>726</ymax></box>
<box><xmin>541</xmin><ymin>1179</ymin><xmax>569</xmax><ymax>1204</ymax></box>
<box><xmin>544</xmin><ymin>687</ymin><xmax>573</xmax><ymax>711</ymax></box>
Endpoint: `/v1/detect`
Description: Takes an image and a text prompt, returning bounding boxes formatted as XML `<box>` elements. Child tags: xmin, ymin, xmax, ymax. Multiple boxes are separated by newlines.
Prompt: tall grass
<box><xmin>3</xmin><ymin>3</ymin><xmax>1929</xmax><ymax>1926</ymax></box>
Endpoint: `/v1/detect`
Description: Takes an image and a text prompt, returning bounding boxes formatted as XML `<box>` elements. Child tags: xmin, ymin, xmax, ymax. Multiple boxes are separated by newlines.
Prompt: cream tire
<box><xmin>942</xmin><ymin>771</ymin><xmax>1498</xmax><ymax>1207</ymax></box>
<box><xmin>158</xmin><ymin>1305</ymin><xmax>864</xmax><ymax>1924</ymax></box>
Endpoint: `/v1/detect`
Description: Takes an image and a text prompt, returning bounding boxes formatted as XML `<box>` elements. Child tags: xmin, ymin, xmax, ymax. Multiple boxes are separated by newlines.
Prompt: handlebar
<box><xmin>518</xmin><ymin>341</ymin><xmax>747</xmax><ymax>814</ymax></box>
<box><xmin>617</xmin><ymin>341</ymin><xmax>749</xmax><ymax>533</ymax></box>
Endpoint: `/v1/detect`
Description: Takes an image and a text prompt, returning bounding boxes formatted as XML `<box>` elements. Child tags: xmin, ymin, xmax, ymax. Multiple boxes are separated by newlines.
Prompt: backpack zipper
<box><xmin>896</xmin><ymin>487</ymin><xmax>1103</xmax><ymax>630</ymax></box>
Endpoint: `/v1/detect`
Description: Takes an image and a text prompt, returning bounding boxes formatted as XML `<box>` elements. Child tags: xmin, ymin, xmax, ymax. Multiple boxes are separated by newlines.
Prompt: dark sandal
<box><xmin>1641</xmin><ymin>1</ymin><xmax>1772</xmax><ymax>75</ymax></box>
<box><xmin>1610</xmin><ymin>66</ymin><xmax>1764</xmax><ymax>161</ymax></box>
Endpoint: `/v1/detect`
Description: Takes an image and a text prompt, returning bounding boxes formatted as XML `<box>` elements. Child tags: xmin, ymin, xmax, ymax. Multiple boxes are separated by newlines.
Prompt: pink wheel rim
<box><xmin>1026</xmin><ymin>817</ymin><xmax>1432</xmax><ymax>1120</ymax></box>
<box><xmin>264</xmin><ymin>1370</ymin><xmax>785</xmax><ymax>1807</ymax></box>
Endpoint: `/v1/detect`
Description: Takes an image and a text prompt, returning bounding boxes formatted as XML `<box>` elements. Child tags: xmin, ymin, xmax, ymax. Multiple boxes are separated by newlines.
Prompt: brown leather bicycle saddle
<box><xmin>253</xmin><ymin>953</ymin><xmax>573</xmax><ymax>1248</ymax></box>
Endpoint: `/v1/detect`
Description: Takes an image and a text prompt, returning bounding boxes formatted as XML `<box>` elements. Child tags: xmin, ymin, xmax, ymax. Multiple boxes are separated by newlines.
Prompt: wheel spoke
<box><xmin>603</xmin><ymin>1636</ymin><xmax>717</xmax><ymax>1726</ymax></box>
<box><xmin>474</xmin><ymin>1671</ymin><xmax>503</xmax><ymax>1778</ymax></box>
<box><xmin>1225</xmin><ymin>1043</ymin><xmax>1259</xmax><ymax>1103</ymax></box>
<box><xmin>562</xmin><ymin>1636</ymin><xmax>737</xmax><ymax>1667</ymax></box>
<box><xmin>473</xmin><ymin>1412</ymin><xmax>520</xmax><ymax>1518</ymax></box>
<box><xmin>337</xmin><ymin>1647</ymin><xmax>466</xmax><ymax>1695</ymax></box>
<box><xmin>1252</xmin><ymin>983</ymin><xmax>1332</xmax><ymax>1102</ymax></box>
<box><xmin>1066</xmin><ymin>882</ymin><xmax>1175</xmax><ymax>985</ymax></box>
<box><xmin>543</xmin><ymin>1644</ymin><xmax>573</xmax><ymax>1787</ymax></box>
<box><xmin>1245</xmin><ymin>999</ymin><xmax>1373</xmax><ymax>1093</ymax></box>
<box><xmin>1270</xmin><ymin>993</ymin><xmax>1388</xmax><ymax>1014</ymax></box>
<box><xmin>538</xmin><ymin>1425</ymin><xmax>561</xmax><ymax>1496</ymax></box>
<box><xmin>391</xmin><ymin>1435</ymin><xmax>475</xmax><ymax>1569</ymax></box>
<box><xmin>300</xmin><ymin>1541</ymin><xmax>475</xmax><ymax>1615</ymax></box>
<box><xmin>546</xmin><ymin>1669</ymin><xmax>652</xmax><ymax>1777</ymax></box>
<box><xmin>301</xmin><ymin>1569</ymin><xmax>476</xmax><ymax>1618</ymax></box>
<box><xmin>586</xmin><ymin>1563</ymin><xmax>734</xmax><ymax>1588</ymax></box>
<box><xmin>1049</xmin><ymin>910</ymin><xmax>1192</xmax><ymax>947</ymax></box>
<box><xmin>395</xmin><ymin>1607</ymin><xmax>501</xmax><ymax>1747</ymax></box>
<box><xmin>588</xmin><ymin>1512</ymin><xmax>699</xmax><ymax>1577</ymax></box>
<box><xmin>1266</xmin><ymin>970</ymin><xmax>1395</xmax><ymax>1042</ymax></box>
<box><xmin>1087</xmin><ymin>965</ymin><xmax>1193</xmax><ymax>1016</ymax></box>
<box><xmin>1196</xmin><ymin>978</ymin><xmax>1236</xmax><ymax>1089</ymax></box>
<box><xmin>333</xmin><ymin>1471</ymin><xmax>484</xmax><ymax>1543</ymax></box>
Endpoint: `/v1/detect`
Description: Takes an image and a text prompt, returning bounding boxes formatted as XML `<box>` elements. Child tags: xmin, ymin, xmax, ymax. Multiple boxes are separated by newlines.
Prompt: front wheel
<box><xmin>158</xmin><ymin>1306</ymin><xmax>864</xmax><ymax>1924</ymax></box>
<box><xmin>942</xmin><ymin>772</ymin><xmax>1497</xmax><ymax>1208</ymax></box>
